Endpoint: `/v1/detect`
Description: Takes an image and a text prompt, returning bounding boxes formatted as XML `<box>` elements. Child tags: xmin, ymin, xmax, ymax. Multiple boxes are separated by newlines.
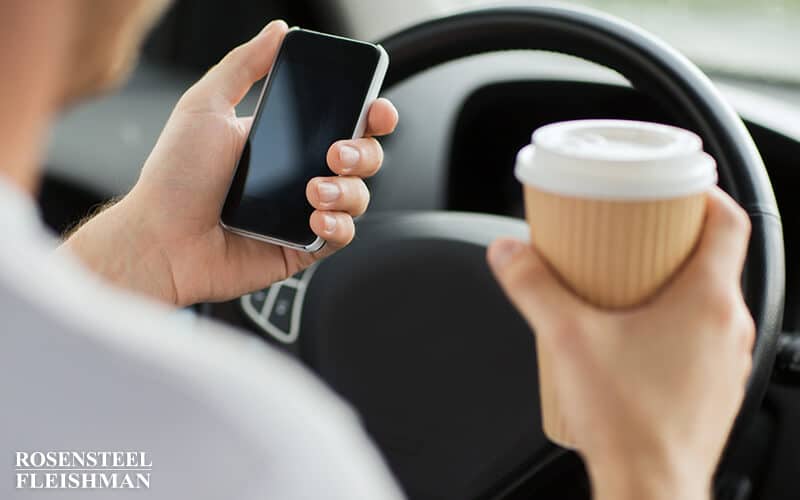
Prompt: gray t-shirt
<box><xmin>0</xmin><ymin>177</ymin><xmax>404</xmax><ymax>499</ymax></box>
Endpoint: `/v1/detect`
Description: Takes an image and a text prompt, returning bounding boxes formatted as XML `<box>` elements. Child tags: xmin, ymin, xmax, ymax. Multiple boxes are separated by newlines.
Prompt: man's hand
<box><xmin>63</xmin><ymin>20</ymin><xmax>398</xmax><ymax>306</ymax></box>
<box><xmin>487</xmin><ymin>187</ymin><xmax>754</xmax><ymax>500</ymax></box>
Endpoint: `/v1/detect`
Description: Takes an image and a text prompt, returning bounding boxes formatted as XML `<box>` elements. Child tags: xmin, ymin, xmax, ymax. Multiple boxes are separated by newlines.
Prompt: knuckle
<box><xmin>739</xmin><ymin>210</ymin><xmax>752</xmax><ymax>236</ymax></box>
<box><xmin>222</xmin><ymin>45</ymin><xmax>245</xmax><ymax>66</ymax></box>
<box><xmin>176</xmin><ymin>88</ymin><xmax>197</xmax><ymax>110</ymax></box>
<box><xmin>722</xmin><ymin>201</ymin><xmax>751</xmax><ymax>234</ymax></box>
<box><xmin>741</xmin><ymin>314</ymin><xmax>756</xmax><ymax>351</ymax></box>
<box><xmin>714</xmin><ymin>301</ymin><xmax>739</xmax><ymax>329</ymax></box>
<box><xmin>225</xmin><ymin>47</ymin><xmax>257</xmax><ymax>82</ymax></box>
<box><xmin>504</xmin><ymin>255</ymin><xmax>545</xmax><ymax>290</ymax></box>
<box><xmin>706</xmin><ymin>286</ymin><xmax>740</xmax><ymax>328</ymax></box>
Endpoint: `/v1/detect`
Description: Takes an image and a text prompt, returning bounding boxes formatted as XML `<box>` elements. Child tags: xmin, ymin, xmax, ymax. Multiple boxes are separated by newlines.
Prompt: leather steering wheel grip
<box><xmin>380</xmin><ymin>4</ymin><xmax>784</xmax><ymax>454</ymax></box>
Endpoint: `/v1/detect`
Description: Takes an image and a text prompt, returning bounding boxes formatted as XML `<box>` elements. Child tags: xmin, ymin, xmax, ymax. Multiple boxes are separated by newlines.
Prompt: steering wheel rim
<box><xmin>379</xmin><ymin>2</ymin><xmax>784</xmax><ymax>459</ymax></box>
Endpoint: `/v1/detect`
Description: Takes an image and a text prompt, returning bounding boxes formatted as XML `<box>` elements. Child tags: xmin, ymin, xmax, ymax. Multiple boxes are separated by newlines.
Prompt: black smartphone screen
<box><xmin>221</xmin><ymin>29</ymin><xmax>382</xmax><ymax>247</ymax></box>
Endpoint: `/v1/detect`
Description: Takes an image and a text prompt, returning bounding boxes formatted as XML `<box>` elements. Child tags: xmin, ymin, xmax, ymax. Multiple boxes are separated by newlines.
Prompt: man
<box><xmin>0</xmin><ymin>2</ymin><xmax>753</xmax><ymax>499</ymax></box>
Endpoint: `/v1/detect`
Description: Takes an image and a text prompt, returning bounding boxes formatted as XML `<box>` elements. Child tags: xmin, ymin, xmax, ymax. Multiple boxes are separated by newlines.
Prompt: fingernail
<box><xmin>339</xmin><ymin>145</ymin><xmax>360</xmax><ymax>171</ymax></box>
<box><xmin>488</xmin><ymin>240</ymin><xmax>525</xmax><ymax>271</ymax></box>
<box><xmin>323</xmin><ymin>214</ymin><xmax>338</xmax><ymax>234</ymax></box>
<box><xmin>317</xmin><ymin>182</ymin><xmax>341</xmax><ymax>203</ymax></box>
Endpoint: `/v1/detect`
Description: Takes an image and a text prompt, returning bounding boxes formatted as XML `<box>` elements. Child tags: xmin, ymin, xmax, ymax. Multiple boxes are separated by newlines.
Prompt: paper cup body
<box><xmin>516</xmin><ymin>120</ymin><xmax>717</xmax><ymax>447</ymax></box>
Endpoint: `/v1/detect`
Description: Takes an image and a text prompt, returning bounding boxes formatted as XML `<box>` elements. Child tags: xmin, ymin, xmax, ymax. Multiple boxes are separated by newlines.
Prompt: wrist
<box><xmin>586</xmin><ymin>452</ymin><xmax>711</xmax><ymax>500</ymax></box>
<box><xmin>61</xmin><ymin>196</ymin><xmax>178</xmax><ymax>305</ymax></box>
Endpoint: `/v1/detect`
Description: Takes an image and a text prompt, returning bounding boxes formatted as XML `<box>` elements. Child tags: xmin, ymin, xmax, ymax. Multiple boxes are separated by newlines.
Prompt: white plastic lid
<box><xmin>514</xmin><ymin>120</ymin><xmax>718</xmax><ymax>200</ymax></box>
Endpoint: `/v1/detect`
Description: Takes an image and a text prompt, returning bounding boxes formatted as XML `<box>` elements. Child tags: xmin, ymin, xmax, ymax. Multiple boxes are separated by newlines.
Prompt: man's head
<box><xmin>63</xmin><ymin>0</ymin><xmax>172</xmax><ymax>103</ymax></box>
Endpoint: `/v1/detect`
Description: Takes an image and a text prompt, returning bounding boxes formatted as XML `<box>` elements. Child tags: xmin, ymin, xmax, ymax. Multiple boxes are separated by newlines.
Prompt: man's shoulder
<box><xmin>0</xmin><ymin>238</ymin><xmax>359</xmax><ymax>435</ymax></box>
<box><xmin>0</xmin><ymin>236</ymin><xmax>402</xmax><ymax>499</ymax></box>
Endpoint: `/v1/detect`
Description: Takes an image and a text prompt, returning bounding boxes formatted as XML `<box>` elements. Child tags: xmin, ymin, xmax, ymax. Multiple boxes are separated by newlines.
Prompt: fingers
<box><xmin>686</xmin><ymin>187</ymin><xmax>752</xmax><ymax>285</ymax></box>
<box><xmin>326</xmin><ymin>102</ymin><xmax>393</xmax><ymax>176</ymax></box>
<box><xmin>303</xmin><ymin>98</ymin><xmax>397</xmax><ymax>260</ymax></box>
<box><xmin>365</xmin><ymin>98</ymin><xmax>399</xmax><ymax>137</ymax></box>
<box><xmin>327</xmin><ymin>138</ymin><xmax>383</xmax><ymax>176</ymax></box>
<box><xmin>182</xmin><ymin>20</ymin><xmax>288</xmax><ymax>111</ymax></box>
<box><xmin>309</xmin><ymin>211</ymin><xmax>355</xmax><ymax>249</ymax></box>
<box><xmin>487</xmin><ymin>239</ymin><xmax>592</xmax><ymax>336</ymax></box>
<box><xmin>306</xmin><ymin>177</ymin><xmax>370</xmax><ymax>216</ymax></box>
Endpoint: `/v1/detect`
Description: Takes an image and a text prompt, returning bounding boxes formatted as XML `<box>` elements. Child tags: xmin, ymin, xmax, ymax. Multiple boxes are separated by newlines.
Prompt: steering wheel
<box><xmin>207</xmin><ymin>5</ymin><xmax>785</xmax><ymax>499</ymax></box>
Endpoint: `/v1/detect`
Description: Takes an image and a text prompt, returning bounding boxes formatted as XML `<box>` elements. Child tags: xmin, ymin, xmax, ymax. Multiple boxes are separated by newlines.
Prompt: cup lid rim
<box><xmin>515</xmin><ymin>120</ymin><xmax>718</xmax><ymax>200</ymax></box>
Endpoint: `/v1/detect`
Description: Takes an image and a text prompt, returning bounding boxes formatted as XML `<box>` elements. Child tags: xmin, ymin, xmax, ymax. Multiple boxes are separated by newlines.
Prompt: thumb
<box><xmin>182</xmin><ymin>20</ymin><xmax>289</xmax><ymax>111</ymax></box>
<box><xmin>487</xmin><ymin>239</ymin><xmax>590</xmax><ymax>336</ymax></box>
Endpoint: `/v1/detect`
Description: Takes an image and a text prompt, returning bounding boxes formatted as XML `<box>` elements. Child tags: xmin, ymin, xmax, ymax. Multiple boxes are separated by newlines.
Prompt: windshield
<box><xmin>339</xmin><ymin>0</ymin><xmax>800</xmax><ymax>84</ymax></box>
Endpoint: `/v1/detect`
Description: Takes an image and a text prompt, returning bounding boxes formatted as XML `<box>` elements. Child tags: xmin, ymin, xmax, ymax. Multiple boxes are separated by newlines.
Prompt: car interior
<box><xmin>40</xmin><ymin>1</ymin><xmax>800</xmax><ymax>499</ymax></box>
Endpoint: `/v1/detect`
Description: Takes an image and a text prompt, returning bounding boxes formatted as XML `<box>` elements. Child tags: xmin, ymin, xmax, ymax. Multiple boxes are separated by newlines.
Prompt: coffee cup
<box><xmin>515</xmin><ymin>119</ymin><xmax>717</xmax><ymax>447</ymax></box>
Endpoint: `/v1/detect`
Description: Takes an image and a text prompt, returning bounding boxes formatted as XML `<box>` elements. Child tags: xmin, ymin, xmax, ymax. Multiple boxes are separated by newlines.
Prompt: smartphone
<box><xmin>220</xmin><ymin>28</ymin><xmax>389</xmax><ymax>252</ymax></box>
